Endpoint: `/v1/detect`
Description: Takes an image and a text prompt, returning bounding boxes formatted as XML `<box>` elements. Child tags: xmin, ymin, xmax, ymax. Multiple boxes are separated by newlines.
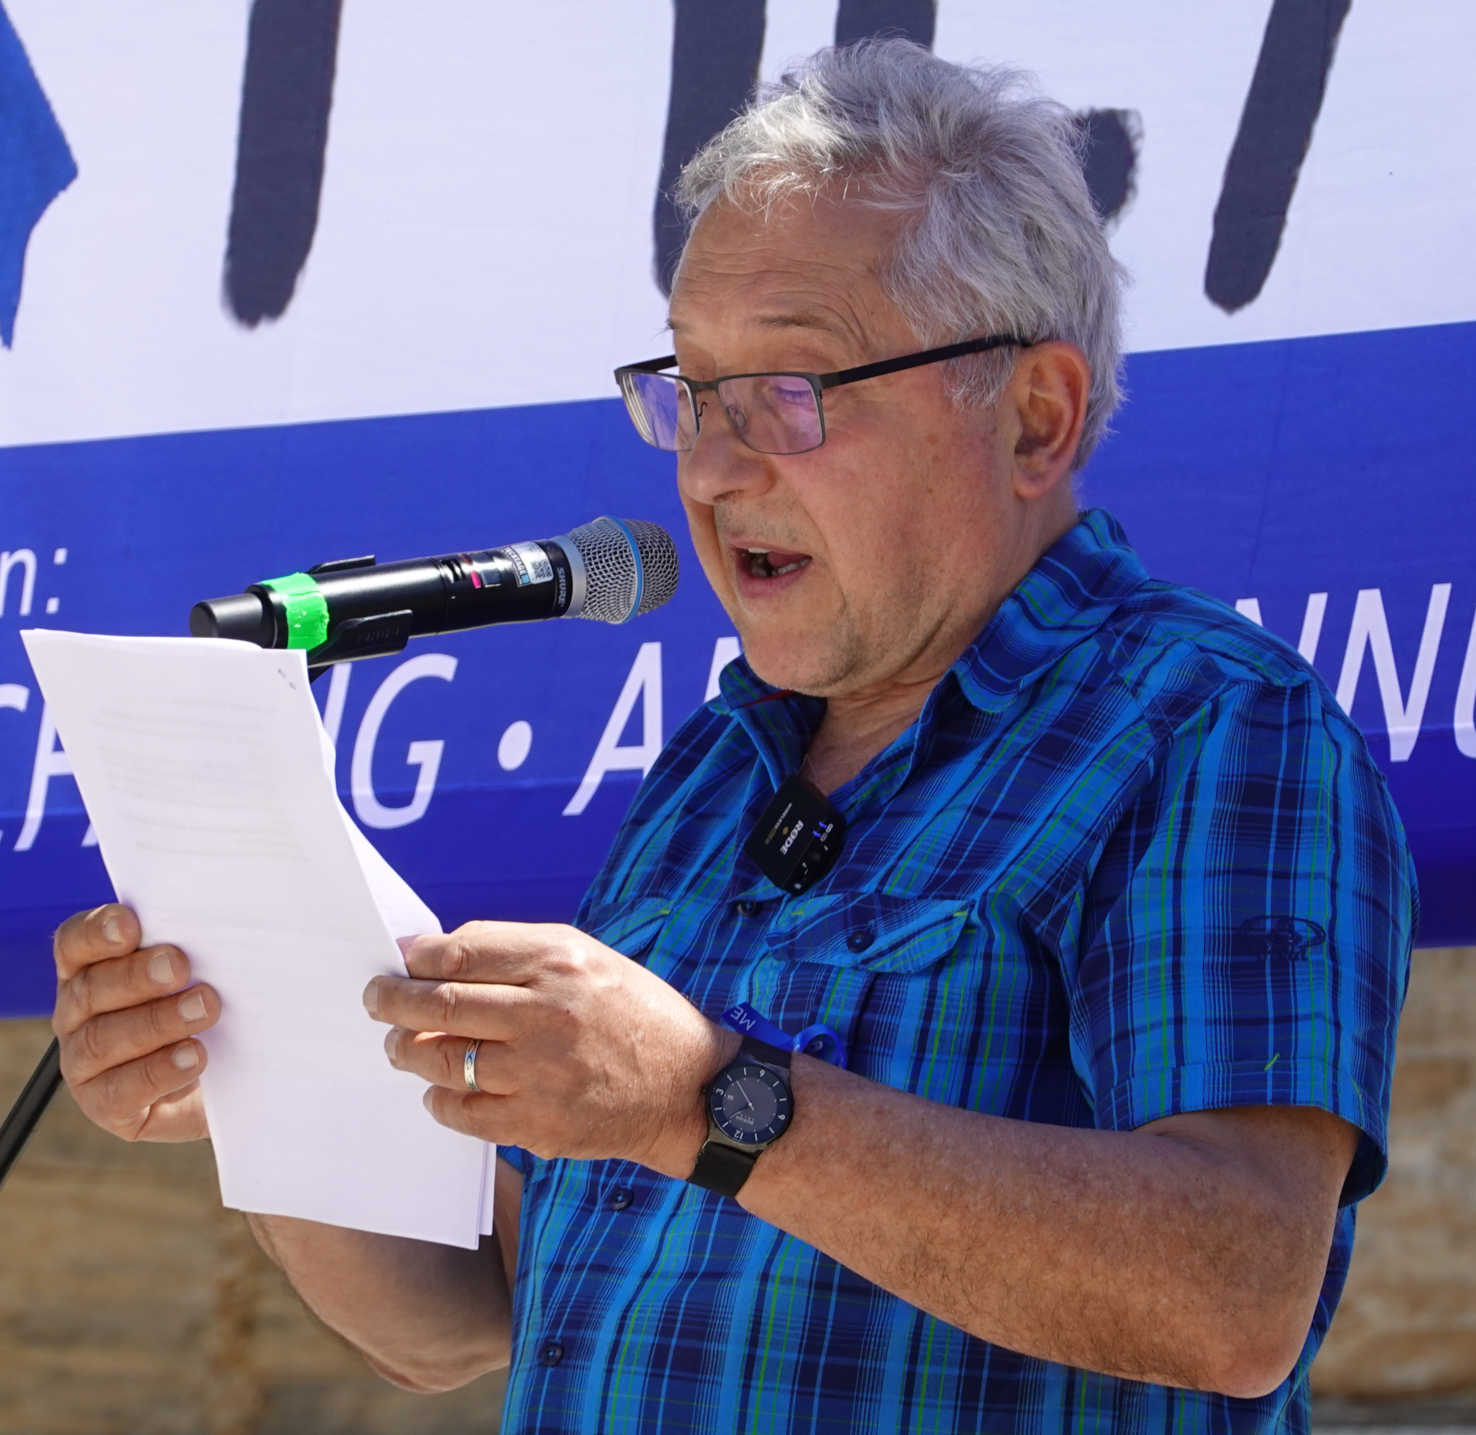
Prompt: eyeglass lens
<box><xmin>623</xmin><ymin>373</ymin><xmax>823</xmax><ymax>455</ymax></box>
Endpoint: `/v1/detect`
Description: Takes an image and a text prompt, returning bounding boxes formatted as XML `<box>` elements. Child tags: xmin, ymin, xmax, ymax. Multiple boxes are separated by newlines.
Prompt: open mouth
<box><xmin>739</xmin><ymin>546</ymin><xmax>811</xmax><ymax>579</ymax></box>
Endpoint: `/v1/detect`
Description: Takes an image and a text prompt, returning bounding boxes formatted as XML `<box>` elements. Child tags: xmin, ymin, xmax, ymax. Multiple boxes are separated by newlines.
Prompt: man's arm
<box><xmin>370</xmin><ymin>922</ymin><xmax>1360</xmax><ymax>1401</ymax></box>
<box><xmin>723</xmin><ymin>1060</ymin><xmax>1357</xmax><ymax>1399</ymax></box>
<box><xmin>245</xmin><ymin>1157</ymin><xmax>521</xmax><ymax>1392</ymax></box>
<box><xmin>49</xmin><ymin>903</ymin><xmax>519</xmax><ymax>1393</ymax></box>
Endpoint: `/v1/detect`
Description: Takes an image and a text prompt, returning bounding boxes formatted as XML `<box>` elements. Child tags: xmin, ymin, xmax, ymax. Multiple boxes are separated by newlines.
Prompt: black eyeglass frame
<box><xmin>613</xmin><ymin>332</ymin><xmax>1034</xmax><ymax>455</ymax></box>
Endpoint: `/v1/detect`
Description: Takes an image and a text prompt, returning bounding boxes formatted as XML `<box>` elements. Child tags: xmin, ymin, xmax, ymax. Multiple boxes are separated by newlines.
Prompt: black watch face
<box><xmin>710</xmin><ymin>1061</ymin><xmax>792</xmax><ymax>1145</ymax></box>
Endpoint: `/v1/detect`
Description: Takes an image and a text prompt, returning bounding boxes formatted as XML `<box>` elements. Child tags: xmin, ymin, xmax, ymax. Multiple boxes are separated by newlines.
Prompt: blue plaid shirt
<box><xmin>499</xmin><ymin>509</ymin><xmax>1414</xmax><ymax>1434</ymax></box>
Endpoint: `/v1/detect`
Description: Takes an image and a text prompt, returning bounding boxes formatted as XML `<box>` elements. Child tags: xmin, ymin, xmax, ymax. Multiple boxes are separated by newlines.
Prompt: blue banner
<box><xmin>3</xmin><ymin>3</ymin><xmax>1474</xmax><ymax>1013</ymax></box>
<box><xmin>3</xmin><ymin>319</ymin><xmax>1473</xmax><ymax>1014</ymax></box>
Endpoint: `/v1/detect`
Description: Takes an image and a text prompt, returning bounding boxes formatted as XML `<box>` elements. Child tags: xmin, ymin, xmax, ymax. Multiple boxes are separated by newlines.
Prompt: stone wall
<box><xmin>1</xmin><ymin>947</ymin><xmax>1472</xmax><ymax>1432</ymax></box>
<box><xmin>0</xmin><ymin>1022</ymin><xmax>505</xmax><ymax>1435</ymax></box>
<box><xmin>1311</xmin><ymin>946</ymin><xmax>1476</xmax><ymax>1405</ymax></box>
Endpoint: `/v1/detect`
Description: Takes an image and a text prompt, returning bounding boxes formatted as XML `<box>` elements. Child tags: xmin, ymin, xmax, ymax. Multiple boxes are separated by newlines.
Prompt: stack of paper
<box><xmin>23</xmin><ymin>630</ymin><xmax>494</xmax><ymax>1249</ymax></box>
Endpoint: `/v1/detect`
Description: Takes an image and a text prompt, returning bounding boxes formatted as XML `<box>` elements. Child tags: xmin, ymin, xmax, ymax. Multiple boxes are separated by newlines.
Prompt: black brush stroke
<box><xmin>1206</xmin><ymin>0</ymin><xmax>1351</xmax><ymax>313</ymax></box>
<box><xmin>1076</xmin><ymin>108</ymin><xmax>1141</xmax><ymax>227</ymax></box>
<box><xmin>834</xmin><ymin>0</ymin><xmax>936</xmax><ymax>49</ymax></box>
<box><xmin>223</xmin><ymin>0</ymin><xmax>343</xmax><ymax>326</ymax></box>
<box><xmin>653</xmin><ymin>0</ymin><xmax>765</xmax><ymax>297</ymax></box>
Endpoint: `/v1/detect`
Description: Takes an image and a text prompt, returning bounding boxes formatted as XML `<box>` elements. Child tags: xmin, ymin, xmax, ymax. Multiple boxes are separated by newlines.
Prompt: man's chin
<box><xmin>740</xmin><ymin>639</ymin><xmax>847</xmax><ymax>699</ymax></box>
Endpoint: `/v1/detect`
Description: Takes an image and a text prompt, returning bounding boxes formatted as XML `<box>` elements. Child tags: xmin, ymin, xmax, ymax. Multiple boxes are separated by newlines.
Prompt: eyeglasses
<box><xmin>613</xmin><ymin>334</ymin><xmax>1031</xmax><ymax>456</ymax></box>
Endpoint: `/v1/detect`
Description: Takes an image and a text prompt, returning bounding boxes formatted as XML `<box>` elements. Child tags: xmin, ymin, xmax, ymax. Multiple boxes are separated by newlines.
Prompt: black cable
<box><xmin>0</xmin><ymin>1037</ymin><xmax>62</xmax><ymax>1188</ymax></box>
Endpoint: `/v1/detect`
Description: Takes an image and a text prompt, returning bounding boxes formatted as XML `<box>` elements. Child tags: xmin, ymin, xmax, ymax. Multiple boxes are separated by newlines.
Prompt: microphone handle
<box><xmin>190</xmin><ymin>538</ymin><xmax>576</xmax><ymax>651</ymax></box>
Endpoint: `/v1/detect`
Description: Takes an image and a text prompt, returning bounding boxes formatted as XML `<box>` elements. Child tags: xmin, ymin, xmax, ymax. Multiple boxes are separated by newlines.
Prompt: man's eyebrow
<box><xmin>763</xmin><ymin>309</ymin><xmax>851</xmax><ymax>331</ymax></box>
<box><xmin>666</xmin><ymin>311</ymin><xmax>854</xmax><ymax>339</ymax></box>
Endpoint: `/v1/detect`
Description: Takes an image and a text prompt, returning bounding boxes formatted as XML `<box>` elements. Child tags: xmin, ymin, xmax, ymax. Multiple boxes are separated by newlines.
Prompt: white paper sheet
<box><xmin>22</xmin><ymin>629</ymin><xmax>492</xmax><ymax>1249</ymax></box>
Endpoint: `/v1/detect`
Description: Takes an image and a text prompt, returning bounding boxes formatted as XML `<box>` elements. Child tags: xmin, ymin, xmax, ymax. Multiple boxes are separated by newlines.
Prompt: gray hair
<box><xmin>674</xmin><ymin>40</ymin><xmax>1126</xmax><ymax>468</ymax></box>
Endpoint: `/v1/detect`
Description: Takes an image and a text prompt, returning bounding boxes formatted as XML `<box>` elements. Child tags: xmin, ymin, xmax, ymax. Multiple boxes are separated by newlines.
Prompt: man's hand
<box><xmin>51</xmin><ymin>903</ymin><xmax>221</xmax><ymax>1143</ymax></box>
<box><xmin>52</xmin><ymin>902</ymin><xmax>514</xmax><ymax>1392</ymax></box>
<box><xmin>364</xmin><ymin>922</ymin><xmax>736</xmax><ymax>1177</ymax></box>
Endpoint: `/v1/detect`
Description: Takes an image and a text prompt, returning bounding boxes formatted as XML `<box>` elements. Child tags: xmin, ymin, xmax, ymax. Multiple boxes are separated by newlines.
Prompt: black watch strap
<box><xmin>731</xmin><ymin>1036</ymin><xmax>792</xmax><ymax>1070</ymax></box>
<box><xmin>689</xmin><ymin>1139</ymin><xmax>758</xmax><ymax>1198</ymax></box>
<box><xmin>689</xmin><ymin>1037</ymin><xmax>792</xmax><ymax>1198</ymax></box>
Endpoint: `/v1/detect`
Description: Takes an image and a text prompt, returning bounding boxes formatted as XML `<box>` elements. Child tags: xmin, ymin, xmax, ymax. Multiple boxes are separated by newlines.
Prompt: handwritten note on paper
<box><xmin>22</xmin><ymin>630</ymin><xmax>491</xmax><ymax>1249</ymax></box>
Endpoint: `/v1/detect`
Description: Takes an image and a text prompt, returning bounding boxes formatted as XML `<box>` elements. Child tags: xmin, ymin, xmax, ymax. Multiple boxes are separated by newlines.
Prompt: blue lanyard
<box><xmin>720</xmin><ymin>1001</ymin><xmax>847</xmax><ymax>1068</ymax></box>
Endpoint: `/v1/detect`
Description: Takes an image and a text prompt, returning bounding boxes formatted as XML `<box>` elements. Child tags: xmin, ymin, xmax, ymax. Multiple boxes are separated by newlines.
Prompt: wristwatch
<box><xmin>688</xmin><ymin>1036</ymin><xmax>794</xmax><ymax>1197</ymax></box>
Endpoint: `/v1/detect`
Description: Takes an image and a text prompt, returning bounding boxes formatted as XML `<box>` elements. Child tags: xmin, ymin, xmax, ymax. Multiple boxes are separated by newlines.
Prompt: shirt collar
<box><xmin>949</xmin><ymin>507</ymin><xmax>1149</xmax><ymax>714</ymax></box>
<box><xmin>712</xmin><ymin>508</ymin><xmax>1148</xmax><ymax>778</ymax></box>
<box><xmin>713</xmin><ymin>657</ymin><xmax>822</xmax><ymax>787</ymax></box>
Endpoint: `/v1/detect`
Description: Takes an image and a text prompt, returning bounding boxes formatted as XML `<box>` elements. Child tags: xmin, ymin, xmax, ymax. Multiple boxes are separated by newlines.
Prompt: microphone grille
<box><xmin>564</xmin><ymin>517</ymin><xmax>680</xmax><ymax>623</ymax></box>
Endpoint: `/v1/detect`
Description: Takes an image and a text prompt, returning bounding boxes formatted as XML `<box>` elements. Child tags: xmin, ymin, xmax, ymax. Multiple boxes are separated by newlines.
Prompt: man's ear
<box><xmin>1008</xmin><ymin>342</ymin><xmax>1090</xmax><ymax>497</ymax></box>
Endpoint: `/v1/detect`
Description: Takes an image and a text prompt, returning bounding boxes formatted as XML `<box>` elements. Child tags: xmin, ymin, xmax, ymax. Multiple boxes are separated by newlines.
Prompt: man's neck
<box><xmin>800</xmin><ymin>498</ymin><xmax>1082</xmax><ymax>793</ymax></box>
<box><xmin>803</xmin><ymin>685</ymin><xmax>934</xmax><ymax>794</ymax></box>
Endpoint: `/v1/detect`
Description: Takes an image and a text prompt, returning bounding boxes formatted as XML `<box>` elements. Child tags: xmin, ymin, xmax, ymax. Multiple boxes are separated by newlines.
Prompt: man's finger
<box><xmin>398</xmin><ymin>921</ymin><xmax>570</xmax><ymax>984</ymax></box>
<box><xmin>422</xmin><ymin>1084</ymin><xmax>513</xmax><ymax>1141</ymax></box>
<box><xmin>60</xmin><ymin>985</ymin><xmax>221</xmax><ymax>1085</ymax></box>
<box><xmin>53</xmin><ymin>903</ymin><xmax>141</xmax><ymax>980</ymax></box>
<box><xmin>384</xmin><ymin>1027</ymin><xmax>520</xmax><ymax>1095</ymax></box>
<box><xmin>53</xmin><ymin>945</ymin><xmax>192</xmax><ymax>1037</ymax></box>
<box><xmin>73</xmin><ymin>1040</ymin><xmax>208</xmax><ymax>1135</ymax></box>
<box><xmin>363</xmin><ymin>975</ymin><xmax>539</xmax><ymax>1038</ymax></box>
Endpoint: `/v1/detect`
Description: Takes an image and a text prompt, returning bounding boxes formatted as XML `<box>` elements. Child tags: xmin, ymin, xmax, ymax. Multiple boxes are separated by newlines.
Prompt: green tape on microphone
<box><xmin>258</xmin><ymin>572</ymin><xmax>330</xmax><ymax>650</ymax></box>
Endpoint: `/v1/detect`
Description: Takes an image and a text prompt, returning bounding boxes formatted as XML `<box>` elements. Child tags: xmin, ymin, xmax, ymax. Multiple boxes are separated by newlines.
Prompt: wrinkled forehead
<box><xmin>668</xmin><ymin>193</ymin><xmax>914</xmax><ymax>359</ymax></box>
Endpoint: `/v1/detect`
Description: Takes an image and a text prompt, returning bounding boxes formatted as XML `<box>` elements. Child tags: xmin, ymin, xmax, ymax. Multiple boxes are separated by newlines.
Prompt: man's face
<box><xmin>669</xmin><ymin>194</ymin><xmax>1041</xmax><ymax>704</ymax></box>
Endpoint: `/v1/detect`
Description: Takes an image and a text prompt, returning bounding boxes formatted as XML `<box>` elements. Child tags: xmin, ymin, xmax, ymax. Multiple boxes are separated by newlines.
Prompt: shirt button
<box><xmin>733</xmin><ymin>899</ymin><xmax>759</xmax><ymax>917</ymax></box>
<box><xmin>539</xmin><ymin>1340</ymin><xmax>565</xmax><ymax>1367</ymax></box>
<box><xmin>846</xmin><ymin>926</ymin><xmax>875</xmax><ymax>952</ymax></box>
<box><xmin>609</xmin><ymin>1188</ymin><xmax>633</xmax><ymax>1210</ymax></box>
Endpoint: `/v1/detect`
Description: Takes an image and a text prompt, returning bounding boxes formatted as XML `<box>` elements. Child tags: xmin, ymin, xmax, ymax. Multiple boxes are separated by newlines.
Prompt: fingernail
<box><xmin>362</xmin><ymin>981</ymin><xmax>380</xmax><ymax>1018</ymax></box>
<box><xmin>101</xmin><ymin>911</ymin><xmax>124</xmax><ymax>945</ymax></box>
<box><xmin>422</xmin><ymin>1088</ymin><xmax>435</xmax><ymax>1112</ymax></box>
<box><xmin>172</xmin><ymin>1043</ymin><xmax>199</xmax><ymax>1070</ymax></box>
<box><xmin>179</xmin><ymin>992</ymin><xmax>206</xmax><ymax>1023</ymax></box>
<box><xmin>148</xmin><ymin>951</ymin><xmax>177</xmax><ymax>987</ymax></box>
<box><xmin>383</xmin><ymin>1028</ymin><xmax>399</xmax><ymax>1062</ymax></box>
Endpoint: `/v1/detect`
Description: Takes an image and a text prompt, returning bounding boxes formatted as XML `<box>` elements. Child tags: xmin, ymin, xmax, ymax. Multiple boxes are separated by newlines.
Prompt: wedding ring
<box><xmin>463</xmin><ymin>1038</ymin><xmax>482</xmax><ymax>1093</ymax></box>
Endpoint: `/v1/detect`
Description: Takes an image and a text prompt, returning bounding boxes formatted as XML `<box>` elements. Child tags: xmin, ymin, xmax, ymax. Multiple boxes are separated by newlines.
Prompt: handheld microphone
<box><xmin>189</xmin><ymin>516</ymin><xmax>680</xmax><ymax>669</ymax></box>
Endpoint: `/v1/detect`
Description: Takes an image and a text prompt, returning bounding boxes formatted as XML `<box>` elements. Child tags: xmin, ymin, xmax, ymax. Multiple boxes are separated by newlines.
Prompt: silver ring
<box><xmin>463</xmin><ymin>1039</ymin><xmax>482</xmax><ymax>1093</ymax></box>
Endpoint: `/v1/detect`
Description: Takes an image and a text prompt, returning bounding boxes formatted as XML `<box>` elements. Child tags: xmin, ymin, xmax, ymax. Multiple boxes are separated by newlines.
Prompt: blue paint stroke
<box><xmin>0</xmin><ymin>2</ymin><xmax>78</xmax><ymax>348</ymax></box>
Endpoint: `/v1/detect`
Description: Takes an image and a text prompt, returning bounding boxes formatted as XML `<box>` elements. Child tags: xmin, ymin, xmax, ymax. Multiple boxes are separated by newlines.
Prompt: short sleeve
<box><xmin>1070</xmin><ymin>677</ymin><xmax>1415</xmax><ymax>1205</ymax></box>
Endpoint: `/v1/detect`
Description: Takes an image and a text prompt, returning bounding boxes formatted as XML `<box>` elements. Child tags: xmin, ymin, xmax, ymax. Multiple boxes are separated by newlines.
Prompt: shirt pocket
<box><xmin>738</xmin><ymin>894</ymin><xmax>974</xmax><ymax>1086</ymax></box>
<box><xmin>764</xmin><ymin>892</ymin><xmax>1078</xmax><ymax>1117</ymax></box>
<box><xmin>763</xmin><ymin>891</ymin><xmax>972</xmax><ymax>973</ymax></box>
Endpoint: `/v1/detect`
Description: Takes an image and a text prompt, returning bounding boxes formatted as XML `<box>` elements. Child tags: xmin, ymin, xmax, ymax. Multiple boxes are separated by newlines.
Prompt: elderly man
<box><xmin>50</xmin><ymin>41</ymin><xmax>1411</xmax><ymax>1435</ymax></box>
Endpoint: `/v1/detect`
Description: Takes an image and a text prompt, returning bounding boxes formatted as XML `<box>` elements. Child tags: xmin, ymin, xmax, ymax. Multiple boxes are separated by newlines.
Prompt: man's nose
<box><xmin>677</xmin><ymin>401</ymin><xmax>776</xmax><ymax>505</ymax></box>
